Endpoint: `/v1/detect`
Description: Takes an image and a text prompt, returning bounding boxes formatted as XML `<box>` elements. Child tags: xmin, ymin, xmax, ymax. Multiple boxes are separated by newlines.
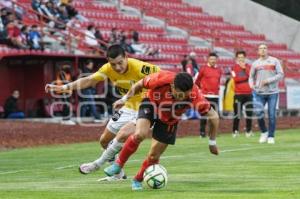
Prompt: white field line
<box><xmin>0</xmin><ymin>170</ymin><xmax>27</xmax><ymax>175</ymax></box>
<box><xmin>1</xmin><ymin>146</ymin><xmax>266</xmax><ymax>175</ymax></box>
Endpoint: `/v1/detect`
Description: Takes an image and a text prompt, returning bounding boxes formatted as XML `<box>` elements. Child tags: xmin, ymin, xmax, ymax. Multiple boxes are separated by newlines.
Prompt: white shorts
<box><xmin>106</xmin><ymin>107</ymin><xmax>138</xmax><ymax>134</ymax></box>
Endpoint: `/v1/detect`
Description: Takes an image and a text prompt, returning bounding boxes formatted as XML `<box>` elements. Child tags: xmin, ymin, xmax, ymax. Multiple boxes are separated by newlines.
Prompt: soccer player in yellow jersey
<box><xmin>45</xmin><ymin>45</ymin><xmax>160</xmax><ymax>180</ymax></box>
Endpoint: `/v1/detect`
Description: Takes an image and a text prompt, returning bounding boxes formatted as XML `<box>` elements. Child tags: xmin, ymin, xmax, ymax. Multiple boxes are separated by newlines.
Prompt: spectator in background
<box><xmin>195</xmin><ymin>52</ymin><xmax>222</xmax><ymax>138</ymax></box>
<box><xmin>109</xmin><ymin>27</ymin><xmax>121</xmax><ymax>45</ymax></box>
<box><xmin>181</xmin><ymin>52</ymin><xmax>199</xmax><ymax>75</ymax></box>
<box><xmin>121</xmin><ymin>37</ymin><xmax>135</xmax><ymax>54</ymax></box>
<box><xmin>56</xmin><ymin>64</ymin><xmax>75</xmax><ymax>125</ymax></box>
<box><xmin>20</xmin><ymin>25</ymin><xmax>30</xmax><ymax>47</ymax></box>
<box><xmin>94</xmin><ymin>28</ymin><xmax>107</xmax><ymax>51</ymax></box>
<box><xmin>61</xmin><ymin>0</ymin><xmax>88</xmax><ymax>22</ymax></box>
<box><xmin>231</xmin><ymin>50</ymin><xmax>253</xmax><ymax>138</ymax></box>
<box><xmin>6</xmin><ymin>20</ymin><xmax>28</xmax><ymax>49</ymax></box>
<box><xmin>0</xmin><ymin>8</ymin><xmax>10</xmax><ymax>27</ymax></box>
<box><xmin>32</xmin><ymin>0</ymin><xmax>42</xmax><ymax>13</ymax></box>
<box><xmin>0</xmin><ymin>0</ymin><xmax>24</xmax><ymax>20</ymax></box>
<box><xmin>189</xmin><ymin>52</ymin><xmax>199</xmax><ymax>75</ymax></box>
<box><xmin>181</xmin><ymin>55</ymin><xmax>189</xmax><ymax>72</ymax></box>
<box><xmin>0</xmin><ymin>10</ymin><xmax>6</xmax><ymax>40</ymax></box>
<box><xmin>80</xmin><ymin>59</ymin><xmax>101</xmax><ymax>122</ymax></box>
<box><xmin>84</xmin><ymin>24</ymin><xmax>98</xmax><ymax>47</ymax></box>
<box><xmin>28</xmin><ymin>25</ymin><xmax>43</xmax><ymax>50</ymax></box>
<box><xmin>130</xmin><ymin>29</ymin><xmax>139</xmax><ymax>43</ymax></box>
<box><xmin>4</xmin><ymin>90</ymin><xmax>25</xmax><ymax>119</ymax></box>
<box><xmin>249</xmin><ymin>44</ymin><xmax>284</xmax><ymax>144</ymax></box>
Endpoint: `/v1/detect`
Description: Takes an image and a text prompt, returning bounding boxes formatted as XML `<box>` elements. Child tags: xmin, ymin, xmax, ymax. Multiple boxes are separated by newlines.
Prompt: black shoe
<box><xmin>200</xmin><ymin>132</ymin><xmax>206</xmax><ymax>138</ymax></box>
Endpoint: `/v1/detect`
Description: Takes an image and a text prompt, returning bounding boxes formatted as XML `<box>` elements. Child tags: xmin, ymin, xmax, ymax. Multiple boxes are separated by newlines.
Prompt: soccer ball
<box><xmin>143</xmin><ymin>164</ymin><xmax>168</xmax><ymax>189</ymax></box>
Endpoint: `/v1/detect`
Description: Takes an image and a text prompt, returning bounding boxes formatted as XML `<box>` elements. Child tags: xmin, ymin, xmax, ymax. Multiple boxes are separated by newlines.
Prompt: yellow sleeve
<box><xmin>137</xmin><ymin>61</ymin><xmax>160</xmax><ymax>79</ymax></box>
<box><xmin>91</xmin><ymin>63</ymin><xmax>109</xmax><ymax>81</ymax></box>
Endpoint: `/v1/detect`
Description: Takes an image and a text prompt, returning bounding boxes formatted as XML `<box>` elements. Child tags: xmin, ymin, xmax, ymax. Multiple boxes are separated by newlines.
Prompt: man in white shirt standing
<box><xmin>249</xmin><ymin>44</ymin><xmax>284</xmax><ymax>144</ymax></box>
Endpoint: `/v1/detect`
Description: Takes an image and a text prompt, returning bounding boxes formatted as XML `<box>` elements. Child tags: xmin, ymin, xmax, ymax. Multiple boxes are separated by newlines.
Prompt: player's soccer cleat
<box><xmin>131</xmin><ymin>179</ymin><xmax>143</xmax><ymax>191</ymax></box>
<box><xmin>259</xmin><ymin>132</ymin><xmax>268</xmax><ymax>143</ymax></box>
<box><xmin>104</xmin><ymin>163</ymin><xmax>121</xmax><ymax>176</ymax></box>
<box><xmin>267</xmin><ymin>137</ymin><xmax>275</xmax><ymax>144</ymax></box>
<box><xmin>79</xmin><ymin>162</ymin><xmax>99</xmax><ymax>174</ymax></box>
<box><xmin>245</xmin><ymin>131</ymin><xmax>253</xmax><ymax>138</ymax></box>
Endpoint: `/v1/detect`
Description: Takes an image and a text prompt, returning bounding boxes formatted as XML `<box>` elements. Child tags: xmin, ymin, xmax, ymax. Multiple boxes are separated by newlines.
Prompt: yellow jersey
<box><xmin>92</xmin><ymin>58</ymin><xmax>160</xmax><ymax>111</ymax></box>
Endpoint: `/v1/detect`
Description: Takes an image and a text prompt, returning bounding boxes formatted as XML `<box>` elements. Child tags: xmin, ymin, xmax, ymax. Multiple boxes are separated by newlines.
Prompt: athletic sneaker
<box><xmin>232</xmin><ymin>130</ymin><xmax>239</xmax><ymax>138</ymax></box>
<box><xmin>259</xmin><ymin>132</ymin><xmax>268</xmax><ymax>143</ymax></box>
<box><xmin>131</xmin><ymin>179</ymin><xmax>143</xmax><ymax>191</ymax></box>
<box><xmin>267</xmin><ymin>137</ymin><xmax>275</xmax><ymax>144</ymax></box>
<box><xmin>104</xmin><ymin>163</ymin><xmax>121</xmax><ymax>177</ymax></box>
<box><xmin>200</xmin><ymin>132</ymin><xmax>206</xmax><ymax>138</ymax></box>
<box><xmin>245</xmin><ymin>131</ymin><xmax>253</xmax><ymax>138</ymax></box>
<box><xmin>61</xmin><ymin>120</ymin><xmax>76</xmax><ymax>125</ymax></box>
<box><xmin>79</xmin><ymin>162</ymin><xmax>99</xmax><ymax>174</ymax></box>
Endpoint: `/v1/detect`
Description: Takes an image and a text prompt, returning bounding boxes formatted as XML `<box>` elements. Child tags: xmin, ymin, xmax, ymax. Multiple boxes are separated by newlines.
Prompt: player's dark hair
<box><xmin>208</xmin><ymin>52</ymin><xmax>218</xmax><ymax>58</ymax></box>
<box><xmin>106</xmin><ymin>44</ymin><xmax>126</xmax><ymax>59</ymax></box>
<box><xmin>235</xmin><ymin>50</ymin><xmax>247</xmax><ymax>57</ymax></box>
<box><xmin>174</xmin><ymin>72</ymin><xmax>194</xmax><ymax>92</ymax></box>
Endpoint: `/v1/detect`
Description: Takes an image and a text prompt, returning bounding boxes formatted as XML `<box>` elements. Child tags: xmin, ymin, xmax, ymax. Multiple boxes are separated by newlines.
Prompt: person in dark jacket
<box><xmin>4</xmin><ymin>90</ymin><xmax>25</xmax><ymax>119</ymax></box>
<box><xmin>80</xmin><ymin>59</ymin><xmax>101</xmax><ymax>121</ymax></box>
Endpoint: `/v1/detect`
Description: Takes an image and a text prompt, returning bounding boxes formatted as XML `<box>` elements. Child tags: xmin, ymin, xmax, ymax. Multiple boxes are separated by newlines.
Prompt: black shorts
<box><xmin>138</xmin><ymin>98</ymin><xmax>178</xmax><ymax>145</ymax></box>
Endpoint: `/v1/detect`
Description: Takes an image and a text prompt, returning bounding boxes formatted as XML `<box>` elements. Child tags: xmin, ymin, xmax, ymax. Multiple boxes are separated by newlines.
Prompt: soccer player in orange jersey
<box><xmin>104</xmin><ymin>70</ymin><xmax>219</xmax><ymax>190</ymax></box>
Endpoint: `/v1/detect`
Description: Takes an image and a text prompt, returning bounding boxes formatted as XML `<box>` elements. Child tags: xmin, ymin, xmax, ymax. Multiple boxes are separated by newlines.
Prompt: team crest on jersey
<box><xmin>141</xmin><ymin>65</ymin><xmax>151</xmax><ymax>75</ymax></box>
<box><xmin>144</xmin><ymin>108</ymin><xmax>151</xmax><ymax>114</ymax></box>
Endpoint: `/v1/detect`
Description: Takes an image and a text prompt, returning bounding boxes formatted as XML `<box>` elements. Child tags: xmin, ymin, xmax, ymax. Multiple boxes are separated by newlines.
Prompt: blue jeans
<box><xmin>80</xmin><ymin>89</ymin><xmax>100</xmax><ymax>119</ymax></box>
<box><xmin>252</xmin><ymin>91</ymin><xmax>278</xmax><ymax>137</ymax></box>
<box><xmin>7</xmin><ymin>112</ymin><xmax>25</xmax><ymax>119</ymax></box>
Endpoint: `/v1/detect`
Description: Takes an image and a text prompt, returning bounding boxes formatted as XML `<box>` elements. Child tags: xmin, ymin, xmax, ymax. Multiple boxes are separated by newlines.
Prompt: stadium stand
<box><xmin>0</xmin><ymin>0</ymin><xmax>299</xmax><ymax>115</ymax></box>
<box><xmin>0</xmin><ymin>0</ymin><xmax>299</xmax><ymax>76</ymax></box>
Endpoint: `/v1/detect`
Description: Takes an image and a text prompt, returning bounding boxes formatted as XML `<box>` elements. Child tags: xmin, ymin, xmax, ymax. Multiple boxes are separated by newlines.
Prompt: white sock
<box><xmin>93</xmin><ymin>138</ymin><xmax>123</xmax><ymax>167</ymax></box>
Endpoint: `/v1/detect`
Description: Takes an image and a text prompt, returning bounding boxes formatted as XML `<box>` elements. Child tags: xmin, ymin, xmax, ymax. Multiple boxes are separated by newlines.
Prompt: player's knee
<box><xmin>117</xmin><ymin>128</ymin><xmax>134</xmax><ymax>143</ymax></box>
<box><xmin>99</xmin><ymin>136</ymin><xmax>109</xmax><ymax>149</ymax></box>
<box><xmin>133</xmin><ymin>131</ymin><xmax>147</xmax><ymax>143</ymax></box>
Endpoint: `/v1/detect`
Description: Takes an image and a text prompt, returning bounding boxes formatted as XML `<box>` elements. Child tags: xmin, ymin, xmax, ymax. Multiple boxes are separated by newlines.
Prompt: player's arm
<box><xmin>113</xmin><ymin>79</ymin><xmax>144</xmax><ymax>110</ymax></box>
<box><xmin>45</xmin><ymin>75</ymin><xmax>99</xmax><ymax>93</ymax></box>
<box><xmin>203</xmin><ymin>107</ymin><xmax>219</xmax><ymax>155</ymax></box>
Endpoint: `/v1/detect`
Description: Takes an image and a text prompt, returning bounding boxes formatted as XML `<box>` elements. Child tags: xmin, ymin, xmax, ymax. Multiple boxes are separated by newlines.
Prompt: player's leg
<box><xmin>93</xmin><ymin>121</ymin><xmax>136</xmax><ymax>169</ymax></box>
<box><xmin>253</xmin><ymin>92</ymin><xmax>268</xmax><ymax>143</ymax></box>
<box><xmin>245</xmin><ymin>94</ymin><xmax>253</xmax><ymax>137</ymax></box>
<box><xmin>104</xmin><ymin>118</ymin><xmax>151</xmax><ymax>176</ymax></box>
<box><xmin>79</xmin><ymin>108</ymin><xmax>137</xmax><ymax>174</ymax></box>
<box><xmin>266</xmin><ymin>93</ymin><xmax>278</xmax><ymax>144</ymax></box>
<box><xmin>79</xmin><ymin>127</ymin><xmax>116</xmax><ymax>174</ymax></box>
<box><xmin>99</xmin><ymin>128</ymin><xmax>116</xmax><ymax>149</ymax></box>
<box><xmin>132</xmin><ymin>139</ymin><xmax>168</xmax><ymax>190</ymax></box>
<box><xmin>132</xmin><ymin>119</ymin><xmax>177</xmax><ymax>190</ymax></box>
<box><xmin>104</xmin><ymin>99</ymin><xmax>155</xmax><ymax>176</ymax></box>
<box><xmin>232</xmin><ymin>94</ymin><xmax>241</xmax><ymax>137</ymax></box>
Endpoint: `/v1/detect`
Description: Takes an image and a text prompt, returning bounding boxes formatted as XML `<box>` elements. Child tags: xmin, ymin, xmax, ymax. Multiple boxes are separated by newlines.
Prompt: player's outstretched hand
<box><xmin>45</xmin><ymin>84</ymin><xmax>71</xmax><ymax>94</ymax></box>
<box><xmin>113</xmin><ymin>99</ymin><xmax>125</xmax><ymax>110</ymax></box>
<box><xmin>209</xmin><ymin>145</ymin><xmax>219</xmax><ymax>155</ymax></box>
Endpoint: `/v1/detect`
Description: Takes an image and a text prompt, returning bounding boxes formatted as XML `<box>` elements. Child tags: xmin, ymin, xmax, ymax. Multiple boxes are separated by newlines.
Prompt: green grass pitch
<box><xmin>1</xmin><ymin>129</ymin><xmax>299</xmax><ymax>199</ymax></box>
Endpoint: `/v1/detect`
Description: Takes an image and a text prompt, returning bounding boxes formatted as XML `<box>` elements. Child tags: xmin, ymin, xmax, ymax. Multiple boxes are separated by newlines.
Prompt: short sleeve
<box><xmin>138</xmin><ymin>62</ymin><xmax>160</xmax><ymax>79</ymax></box>
<box><xmin>143</xmin><ymin>72</ymin><xmax>160</xmax><ymax>89</ymax></box>
<box><xmin>91</xmin><ymin>64</ymin><xmax>109</xmax><ymax>81</ymax></box>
